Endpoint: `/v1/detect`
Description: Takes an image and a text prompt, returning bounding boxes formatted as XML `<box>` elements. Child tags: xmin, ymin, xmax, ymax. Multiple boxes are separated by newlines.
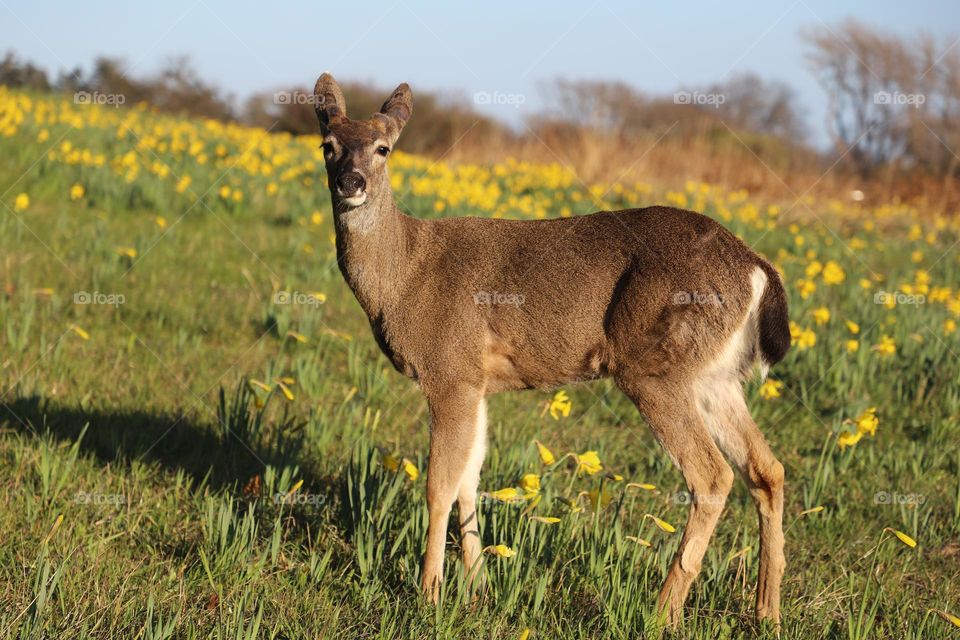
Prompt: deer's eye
<box><xmin>322</xmin><ymin>142</ymin><xmax>334</xmax><ymax>156</ymax></box>
<box><xmin>376</xmin><ymin>145</ymin><xmax>390</xmax><ymax>157</ymax></box>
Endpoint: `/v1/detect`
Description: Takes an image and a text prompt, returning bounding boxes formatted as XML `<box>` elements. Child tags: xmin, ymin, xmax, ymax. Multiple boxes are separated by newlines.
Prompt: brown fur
<box><xmin>314</xmin><ymin>73</ymin><xmax>791</xmax><ymax>629</ymax></box>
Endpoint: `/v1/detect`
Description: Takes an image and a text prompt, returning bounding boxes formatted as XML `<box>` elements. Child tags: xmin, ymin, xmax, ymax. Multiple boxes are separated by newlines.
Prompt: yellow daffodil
<box><xmin>759</xmin><ymin>379</ymin><xmax>784</xmax><ymax>399</ymax></box>
<box><xmin>490</xmin><ymin>487</ymin><xmax>521</xmax><ymax>502</ymax></box>
<box><xmin>837</xmin><ymin>430</ymin><xmax>863</xmax><ymax>449</ymax></box>
<box><xmin>822</xmin><ymin>260</ymin><xmax>845</xmax><ymax>284</ymax></box>
<box><xmin>811</xmin><ymin>307</ymin><xmax>831</xmax><ymax>325</ymax></box>
<box><xmin>884</xmin><ymin>527</ymin><xmax>917</xmax><ymax>548</ymax></box>
<box><xmin>548</xmin><ymin>390</ymin><xmax>572</xmax><ymax>419</ymax></box>
<box><xmin>519</xmin><ymin>474</ymin><xmax>540</xmax><ymax>494</ymax></box>
<box><xmin>872</xmin><ymin>335</ymin><xmax>896</xmax><ymax>356</ymax></box>
<box><xmin>575</xmin><ymin>451</ymin><xmax>603</xmax><ymax>475</ymax></box>
<box><xmin>644</xmin><ymin>514</ymin><xmax>676</xmax><ymax>533</ymax></box>
<box><xmin>486</xmin><ymin>544</ymin><xmax>515</xmax><ymax>558</ymax></box>
<box><xmin>402</xmin><ymin>458</ymin><xmax>419</xmax><ymax>481</ymax></box>
<box><xmin>854</xmin><ymin>407</ymin><xmax>878</xmax><ymax>436</ymax></box>
<box><xmin>534</xmin><ymin>440</ymin><xmax>555</xmax><ymax>465</ymax></box>
<box><xmin>13</xmin><ymin>192</ymin><xmax>29</xmax><ymax>211</ymax></box>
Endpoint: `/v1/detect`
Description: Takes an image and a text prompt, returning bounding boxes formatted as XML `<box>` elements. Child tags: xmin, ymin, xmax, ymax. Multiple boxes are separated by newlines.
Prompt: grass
<box><xmin>1</xmin><ymin>87</ymin><xmax>959</xmax><ymax>638</ymax></box>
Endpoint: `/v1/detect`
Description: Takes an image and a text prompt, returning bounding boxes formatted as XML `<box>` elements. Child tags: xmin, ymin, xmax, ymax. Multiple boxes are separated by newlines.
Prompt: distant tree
<box><xmin>705</xmin><ymin>72</ymin><xmax>806</xmax><ymax>143</ymax></box>
<box><xmin>0</xmin><ymin>51</ymin><xmax>51</xmax><ymax>90</ymax></box>
<box><xmin>802</xmin><ymin>19</ymin><xmax>912</xmax><ymax>176</ymax></box>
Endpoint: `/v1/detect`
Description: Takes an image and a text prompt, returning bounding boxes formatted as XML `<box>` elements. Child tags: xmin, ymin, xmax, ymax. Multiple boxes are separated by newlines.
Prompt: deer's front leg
<box><xmin>421</xmin><ymin>383</ymin><xmax>486</xmax><ymax>603</ymax></box>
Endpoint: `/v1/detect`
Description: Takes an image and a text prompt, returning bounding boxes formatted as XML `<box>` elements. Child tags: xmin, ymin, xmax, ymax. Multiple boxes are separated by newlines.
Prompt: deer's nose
<box><xmin>335</xmin><ymin>171</ymin><xmax>366</xmax><ymax>195</ymax></box>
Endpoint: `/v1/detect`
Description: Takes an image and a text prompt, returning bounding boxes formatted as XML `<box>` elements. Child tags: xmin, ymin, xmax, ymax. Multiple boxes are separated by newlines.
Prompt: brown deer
<box><xmin>313</xmin><ymin>72</ymin><xmax>791</xmax><ymax>628</ymax></box>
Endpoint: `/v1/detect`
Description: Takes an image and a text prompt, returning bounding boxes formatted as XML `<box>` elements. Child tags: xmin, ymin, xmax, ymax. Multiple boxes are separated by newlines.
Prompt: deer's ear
<box><xmin>314</xmin><ymin>72</ymin><xmax>347</xmax><ymax>133</ymax></box>
<box><xmin>380</xmin><ymin>83</ymin><xmax>413</xmax><ymax>130</ymax></box>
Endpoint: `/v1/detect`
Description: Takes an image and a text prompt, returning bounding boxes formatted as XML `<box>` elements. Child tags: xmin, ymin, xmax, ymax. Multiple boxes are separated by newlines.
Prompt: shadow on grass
<box><xmin>0</xmin><ymin>384</ymin><xmax>319</xmax><ymax>492</ymax></box>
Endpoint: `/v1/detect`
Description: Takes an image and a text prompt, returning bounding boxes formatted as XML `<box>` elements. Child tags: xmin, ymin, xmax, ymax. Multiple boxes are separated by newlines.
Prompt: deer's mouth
<box><xmin>339</xmin><ymin>192</ymin><xmax>367</xmax><ymax>207</ymax></box>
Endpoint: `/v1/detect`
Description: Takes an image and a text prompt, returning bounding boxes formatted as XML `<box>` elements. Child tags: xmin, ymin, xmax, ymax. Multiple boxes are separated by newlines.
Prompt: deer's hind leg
<box><xmin>697</xmin><ymin>374</ymin><xmax>785</xmax><ymax>627</ymax></box>
<box><xmin>617</xmin><ymin>373</ymin><xmax>735</xmax><ymax>628</ymax></box>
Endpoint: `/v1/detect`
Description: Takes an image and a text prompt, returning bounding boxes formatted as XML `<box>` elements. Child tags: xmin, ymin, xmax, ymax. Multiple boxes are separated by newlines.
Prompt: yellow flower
<box><xmin>822</xmin><ymin>260</ymin><xmax>845</xmax><ymax>285</ymax></box>
<box><xmin>490</xmin><ymin>487</ymin><xmax>521</xmax><ymax>502</ymax></box>
<box><xmin>644</xmin><ymin>514</ymin><xmax>676</xmax><ymax>533</ymax></box>
<box><xmin>795</xmin><ymin>278</ymin><xmax>816</xmax><ymax>299</ymax></box>
<box><xmin>811</xmin><ymin>307</ymin><xmax>831</xmax><ymax>325</ymax></box>
<box><xmin>945</xmin><ymin>319</ymin><xmax>957</xmax><ymax>335</ymax></box>
<box><xmin>311</xmin><ymin>211</ymin><xmax>323</xmax><ymax>225</ymax></box>
<box><xmin>155</xmin><ymin>215</ymin><xmax>168</xmax><ymax>229</ymax></box>
<box><xmin>575</xmin><ymin>451</ymin><xmax>603</xmax><ymax>475</ymax></box>
<box><xmin>486</xmin><ymin>544</ymin><xmax>515</xmax><ymax>558</ymax></box>
<box><xmin>175</xmin><ymin>175</ymin><xmax>192</xmax><ymax>193</ymax></box>
<box><xmin>805</xmin><ymin>260</ymin><xmax>823</xmax><ymax>278</ymax></box>
<box><xmin>548</xmin><ymin>390</ymin><xmax>572</xmax><ymax>419</ymax></box>
<box><xmin>872</xmin><ymin>335</ymin><xmax>896</xmax><ymax>356</ymax></box>
<box><xmin>859</xmin><ymin>278</ymin><xmax>872</xmax><ymax>289</ymax></box>
<box><xmin>759</xmin><ymin>379</ymin><xmax>783</xmax><ymax>400</ymax></box>
<box><xmin>69</xmin><ymin>183</ymin><xmax>84</xmax><ymax>200</ymax></box>
<box><xmin>69</xmin><ymin>324</ymin><xmax>90</xmax><ymax>340</ymax></box>
<box><xmin>13</xmin><ymin>192</ymin><xmax>29</xmax><ymax>211</ymax></box>
<box><xmin>846</xmin><ymin>339</ymin><xmax>860</xmax><ymax>353</ymax></box>
<box><xmin>218</xmin><ymin>185</ymin><xmax>232</xmax><ymax>199</ymax></box>
<box><xmin>402</xmin><ymin>458</ymin><xmax>419</xmax><ymax>481</ymax></box>
<box><xmin>884</xmin><ymin>527</ymin><xmax>917</xmax><ymax>548</ymax></box>
<box><xmin>275</xmin><ymin>381</ymin><xmax>295</xmax><ymax>401</ymax></box>
<box><xmin>534</xmin><ymin>440</ymin><xmax>555</xmax><ymax>465</ymax></box>
<box><xmin>854</xmin><ymin>407</ymin><xmax>878</xmax><ymax>436</ymax></box>
<box><xmin>845</xmin><ymin>320</ymin><xmax>860</xmax><ymax>334</ymax></box>
<box><xmin>934</xmin><ymin>610</ymin><xmax>960</xmax><ymax>628</ymax></box>
<box><xmin>519</xmin><ymin>474</ymin><xmax>540</xmax><ymax>494</ymax></box>
<box><xmin>837</xmin><ymin>430</ymin><xmax>863</xmax><ymax>449</ymax></box>
<box><xmin>116</xmin><ymin>247</ymin><xmax>137</xmax><ymax>259</ymax></box>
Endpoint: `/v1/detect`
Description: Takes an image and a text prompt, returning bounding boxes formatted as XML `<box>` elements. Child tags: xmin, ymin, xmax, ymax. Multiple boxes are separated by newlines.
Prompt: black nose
<box><xmin>335</xmin><ymin>172</ymin><xmax>366</xmax><ymax>195</ymax></box>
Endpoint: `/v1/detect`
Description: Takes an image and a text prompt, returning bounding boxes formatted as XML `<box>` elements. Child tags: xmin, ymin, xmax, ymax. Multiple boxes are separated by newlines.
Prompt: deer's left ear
<box><xmin>379</xmin><ymin>83</ymin><xmax>413</xmax><ymax>131</ymax></box>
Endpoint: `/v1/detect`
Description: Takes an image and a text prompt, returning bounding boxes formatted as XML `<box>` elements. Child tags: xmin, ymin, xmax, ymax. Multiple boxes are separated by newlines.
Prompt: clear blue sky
<box><xmin>3</xmin><ymin>0</ymin><xmax>958</xmax><ymax>147</ymax></box>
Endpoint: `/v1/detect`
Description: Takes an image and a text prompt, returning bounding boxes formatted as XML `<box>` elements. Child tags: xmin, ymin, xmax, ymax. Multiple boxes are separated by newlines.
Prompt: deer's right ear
<box><xmin>314</xmin><ymin>72</ymin><xmax>347</xmax><ymax>133</ymax></box>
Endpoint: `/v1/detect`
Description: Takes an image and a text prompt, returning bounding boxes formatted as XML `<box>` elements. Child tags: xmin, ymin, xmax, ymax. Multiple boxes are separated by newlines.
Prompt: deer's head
<box><xmin>313</xmin><ymin>73</ymin><xmax>412</xmax><ymax>213</ymax></box>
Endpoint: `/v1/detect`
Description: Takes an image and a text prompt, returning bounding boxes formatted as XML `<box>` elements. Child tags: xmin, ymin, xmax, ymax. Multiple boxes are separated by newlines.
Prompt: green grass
<box><xmin>1</xmin><ymin>89</ymin><xmax>959</xmax><ymax>638</ymax></box>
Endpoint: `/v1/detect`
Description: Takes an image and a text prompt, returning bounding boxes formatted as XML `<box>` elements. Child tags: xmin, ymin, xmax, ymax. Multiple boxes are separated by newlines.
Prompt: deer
<box><xmin>313</xmin><ymin>72</ymin><xmax>791</xmax><ymax>629</ymax></box>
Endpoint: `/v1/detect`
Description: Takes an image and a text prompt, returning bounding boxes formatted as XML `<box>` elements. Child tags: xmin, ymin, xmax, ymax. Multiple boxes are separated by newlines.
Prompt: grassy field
<box><xmin>1</xmin><ymin>86</ymin><xmax>959</xmax><ymax>639</ymax></box>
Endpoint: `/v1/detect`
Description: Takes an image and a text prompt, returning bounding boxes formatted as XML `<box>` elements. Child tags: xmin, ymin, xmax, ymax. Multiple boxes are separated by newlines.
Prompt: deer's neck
<box><xmin>334</xmin><ymin>190</ymin><xmax>419</xmax><ymax>319</ymax></box>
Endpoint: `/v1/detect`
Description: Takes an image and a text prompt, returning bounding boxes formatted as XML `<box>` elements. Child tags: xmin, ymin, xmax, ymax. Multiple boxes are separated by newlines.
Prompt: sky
<box><xmin>2</xmin><ymin>0</ymin><xmax>959</xmax><ymax>148</ymax></box>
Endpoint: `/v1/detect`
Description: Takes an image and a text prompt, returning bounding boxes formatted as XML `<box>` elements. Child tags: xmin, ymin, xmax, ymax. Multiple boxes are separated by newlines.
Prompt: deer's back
<box><xmin>391</xmin><ymin>206</ymin><xmax>767</xmax><ymax>391</ymax></box>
